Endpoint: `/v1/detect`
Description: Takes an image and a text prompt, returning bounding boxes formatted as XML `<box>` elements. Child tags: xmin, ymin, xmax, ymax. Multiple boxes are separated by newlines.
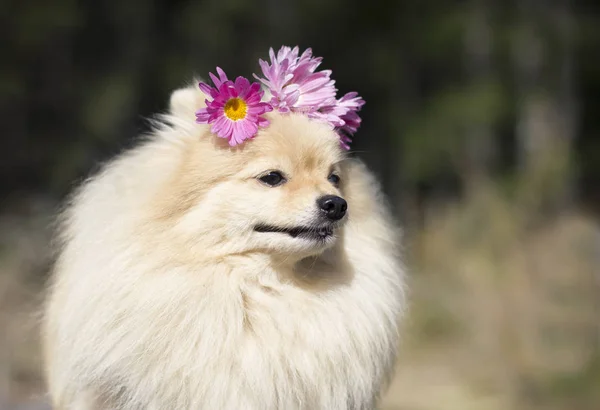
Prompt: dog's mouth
<box><xmin>254</xmin><ymin>223</ymin><xmax>335</xmax><ymax>240</ymax></box>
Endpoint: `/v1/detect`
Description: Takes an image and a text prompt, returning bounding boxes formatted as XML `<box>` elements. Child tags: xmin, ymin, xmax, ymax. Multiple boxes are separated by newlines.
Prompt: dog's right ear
<box><xmin>169</xmin><ymin>80</ymin><xmax>207</xmax><ymax>120</ymax></box>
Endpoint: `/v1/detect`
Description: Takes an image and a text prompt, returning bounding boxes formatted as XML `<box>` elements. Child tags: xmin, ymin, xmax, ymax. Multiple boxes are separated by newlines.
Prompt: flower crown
<box><xmin>195</xmin><ymin>46</ymin><xmax>365</xmax><ymax>150</ymax></box>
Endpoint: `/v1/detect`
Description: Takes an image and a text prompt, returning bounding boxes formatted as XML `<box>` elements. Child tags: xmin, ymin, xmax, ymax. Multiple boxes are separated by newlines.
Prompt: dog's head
<box><xmin>236</xmin><ymin>113</ymin><xmax>349</xmax><ymax>253</ymax></box>
<box><xmin>156</xmin><ymin>86</ymin><xmax>350</xmax><ymax>260</ymax></box>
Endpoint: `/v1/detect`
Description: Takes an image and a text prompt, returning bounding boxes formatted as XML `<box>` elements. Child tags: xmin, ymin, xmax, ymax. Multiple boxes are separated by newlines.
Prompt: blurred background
<box><xmin>1</xmin><ymin>0</ymin><xmax>599</xmax><ymax>409</ymax></box>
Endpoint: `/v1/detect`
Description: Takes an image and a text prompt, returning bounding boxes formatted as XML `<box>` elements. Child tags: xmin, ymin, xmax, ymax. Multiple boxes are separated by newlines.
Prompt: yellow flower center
<box><xmin>223</xmin><ymin>98</ymin><xmax>247</xmax><ymax>121</ymax></box>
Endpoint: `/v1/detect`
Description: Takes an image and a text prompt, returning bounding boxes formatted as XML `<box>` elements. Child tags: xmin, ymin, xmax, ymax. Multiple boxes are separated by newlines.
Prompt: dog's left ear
<box><xmin>169</xmin><ymin>79</ymin><xmax>206</xmax><ymax>120</ymax></box>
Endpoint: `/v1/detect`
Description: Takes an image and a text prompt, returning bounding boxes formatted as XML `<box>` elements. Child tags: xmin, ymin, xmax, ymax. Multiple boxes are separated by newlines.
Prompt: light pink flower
<box><xmin>254</xmin><ymin>46</ymin><xmax>365</xmax><ymax>150</ymax></box>
<box><xmin>310</xmin><ymin>92</ymin><xmax>365</xmax><ymax>150</ymax></box>
<box><xmin>337</xmin><ymin>92</ymin><xmax>365</xmax><ymax>133</ymax></box>
<box><xmin>195</xmin><ymin>67</ymin><xmax>273</xmax><ymax>146</ymax></box>
<box><xmin>254</xmin><ymin>46</ymin><xmax>337</xmax><ymax>113</ymax></box>
<box><xmin>336</xmin><ymin>92</ymin><xmax>365</xmax><ymax>150</ymax></box>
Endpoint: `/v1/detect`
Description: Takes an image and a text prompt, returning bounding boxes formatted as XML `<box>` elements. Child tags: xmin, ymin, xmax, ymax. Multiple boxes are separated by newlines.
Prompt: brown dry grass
<box><xmin>0</xmin><ymin>201</ymin><xmax>52</xmax><ymax>408</ymax></box>
<box><xmin>382</xmin><ymin>184</ymin><xmax>600</xmax><ymax>410</ymax></box>
<box><xmin>1</xmin><ymin>184</ymin><xmax>599</xmax><ymax>409</ymax></box>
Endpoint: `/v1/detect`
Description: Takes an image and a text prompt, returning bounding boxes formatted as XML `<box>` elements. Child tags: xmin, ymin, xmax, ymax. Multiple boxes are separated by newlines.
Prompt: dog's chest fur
<box><xmin>73</xmin><ymin>256</ymin><xmax>399</xmax><ymax>410</ymax></box>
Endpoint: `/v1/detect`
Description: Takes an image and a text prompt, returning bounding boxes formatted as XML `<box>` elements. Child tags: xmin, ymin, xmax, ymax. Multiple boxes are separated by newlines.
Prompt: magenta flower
<box><xmin>195</xmin><ymin>67</ymin><xmax>273</xmax><ymax>146</ymax></box>
<box><xmin>254</xmin><ymin>46</ymin><xmax>365</xmax><ymax>150</ymax></box>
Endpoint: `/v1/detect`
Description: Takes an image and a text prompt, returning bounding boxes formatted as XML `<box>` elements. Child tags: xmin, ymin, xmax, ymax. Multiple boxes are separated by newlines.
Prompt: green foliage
<box><xmin>1</xmin><ymin>0</ymin><xmax>597</xmax><ymax>206</ymax></box>
<box><xmin>402</xmin><ymin>79</ymin><xmax>507</xmax><ymax>180</ymax></box>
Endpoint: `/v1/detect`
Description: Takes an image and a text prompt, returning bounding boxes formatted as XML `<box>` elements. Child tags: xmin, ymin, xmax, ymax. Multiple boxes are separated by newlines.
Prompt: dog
<box><xmin>42</xmin><ymin>81</ymin><xmax>406</xmax><ymax>409</ymax></box>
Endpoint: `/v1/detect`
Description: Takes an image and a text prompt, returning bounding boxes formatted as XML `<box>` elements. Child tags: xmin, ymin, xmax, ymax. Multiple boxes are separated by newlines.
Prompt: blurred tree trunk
<box><xmin>553</xmin><ymin>0</ymin><xmax>578</xmax><ymax>203</ymax></box>
<box><xmin>463</xmin><ymin>0</ymin><xmax>495</xmax><ymax>184</ymax></box>
<box><xmin>510</xmin><ymin>1</ymin><xmax>580</xmax><ymax>403</ymax></box>
<box><xmin>513</xmin><ymin>0</ymin><xmax>577</xmax><ymax>212</ymax></box>
<box><xmin>393</xmin><ymin>8</ymin><xmax>423</xmax><ymax>228</ymax></box>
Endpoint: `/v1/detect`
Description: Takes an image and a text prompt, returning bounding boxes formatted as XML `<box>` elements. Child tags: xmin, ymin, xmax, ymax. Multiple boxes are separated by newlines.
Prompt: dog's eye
<box><xmin>259</xmin><ymin>171</ymin><xmax>286</xmax><ymax>187</ymax></box>
<box><xmin>328</xmin><ymin>173</ymin><xmax>341</xmax><ymax>187</ymax></box>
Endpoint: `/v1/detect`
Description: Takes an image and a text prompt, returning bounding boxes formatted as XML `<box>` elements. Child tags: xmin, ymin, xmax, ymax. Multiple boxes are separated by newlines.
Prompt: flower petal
<box><xmin>198</xmin><ymin>82</ymin><xmax>214</xmax><ymax>97</ymax></box>
<box><xmin>211</xmin><ymin>114</ymin><xmax>232</xmax><ymax>140</ymax></box>
<box><xmin>195</xmin><ymin>108</ymin><xmax>212</xmax><ymax>123</ymax></box>
<box><xmin>234</xmin><ymin>76</ymin><xmax>250</xmax><ymax>96</ymax></box>
<box><xmin>257</xmin><ymin>117</ymin><xmax>270</xmax><ymax>128</ymax></box>
<box><xmin>216</xmin><ymin>67</ymin><xmax>228</xmax><ymax>85</ymax></box>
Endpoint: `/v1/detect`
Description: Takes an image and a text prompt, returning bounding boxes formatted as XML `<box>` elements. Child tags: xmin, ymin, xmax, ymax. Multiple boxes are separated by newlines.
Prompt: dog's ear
<box><xmin>169</xmin><ymin>79</ymin><xmax>206</xmax><ymax>120</ymax></box>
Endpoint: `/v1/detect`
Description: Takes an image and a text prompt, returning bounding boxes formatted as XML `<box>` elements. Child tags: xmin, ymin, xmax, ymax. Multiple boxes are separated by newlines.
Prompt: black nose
<box><xmin>317</xmin><ymin>195</ymin><xmax>347</xmax><ymax>221</ymax></box>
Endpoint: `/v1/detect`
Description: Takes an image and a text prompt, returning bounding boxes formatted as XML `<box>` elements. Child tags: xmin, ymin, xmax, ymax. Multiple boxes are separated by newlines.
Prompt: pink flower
<box><xmin>336</xmin><ymin>92</ymin><xmax>365</xmax><ymax>150</ymax></box>
<box><xmin>196</xmin><ymin>67</ymin><xmax>273</xmax><ymax>146</ymax></box>
<box><xmin>337</xmin><ymin>92</ymin><xmax>365</xmax><ymax>133</ymax></box>
<box><xmin>254</xmin><ymin>46</ymin><xmax>337</xmax><ymax>114</ymax></box>
<box><xmin>310</xmin><ymin>92</ymin><xmax>365</xmax><ymax>150</ymax></box>
<box><xmin>254</xmin><ymin>46</ymin><xmax>365</xmax><ymax>150</ymax></box>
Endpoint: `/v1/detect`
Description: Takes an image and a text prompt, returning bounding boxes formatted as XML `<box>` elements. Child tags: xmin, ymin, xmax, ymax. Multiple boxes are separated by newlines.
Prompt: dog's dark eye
<box><xmin>259</xmin><ymin>171</ymin><xmax>286</xmax><ymax>187</ymax></box>
<box><xmin>328</xmin><ymin>173</ymin><xmax>341</xmax><ymax>187</ymax></box>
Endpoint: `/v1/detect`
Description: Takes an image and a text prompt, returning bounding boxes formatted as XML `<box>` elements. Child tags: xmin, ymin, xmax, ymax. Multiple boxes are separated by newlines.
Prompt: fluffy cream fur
<box><xmin>42</xmin><ymin>82</ymin><xmax>406</xmax><ymax>410</ymax></box>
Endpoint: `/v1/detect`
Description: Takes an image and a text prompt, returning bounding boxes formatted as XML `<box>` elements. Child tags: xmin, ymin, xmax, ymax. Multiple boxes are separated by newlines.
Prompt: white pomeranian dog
<box><xmin>42</xmin><ymin>75</ymin><xmax>405</xmax><ymax>409</ymax></box>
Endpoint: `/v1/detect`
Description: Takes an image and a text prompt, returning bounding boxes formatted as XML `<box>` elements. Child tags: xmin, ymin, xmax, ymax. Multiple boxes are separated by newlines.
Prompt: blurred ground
<box><xmin>0</xmin><ymin>199</ymin><xmax>53</xmax><ymax>410</ymax></box>
<box><xmin>1</xmin><ymin>182</ymin><xmax>598</xmax><ymax>410</ymax></box>
<box><xmin>382</xmin><ymin>185</ymin><xmax>600</xmax><ymax>410</ymax></box>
